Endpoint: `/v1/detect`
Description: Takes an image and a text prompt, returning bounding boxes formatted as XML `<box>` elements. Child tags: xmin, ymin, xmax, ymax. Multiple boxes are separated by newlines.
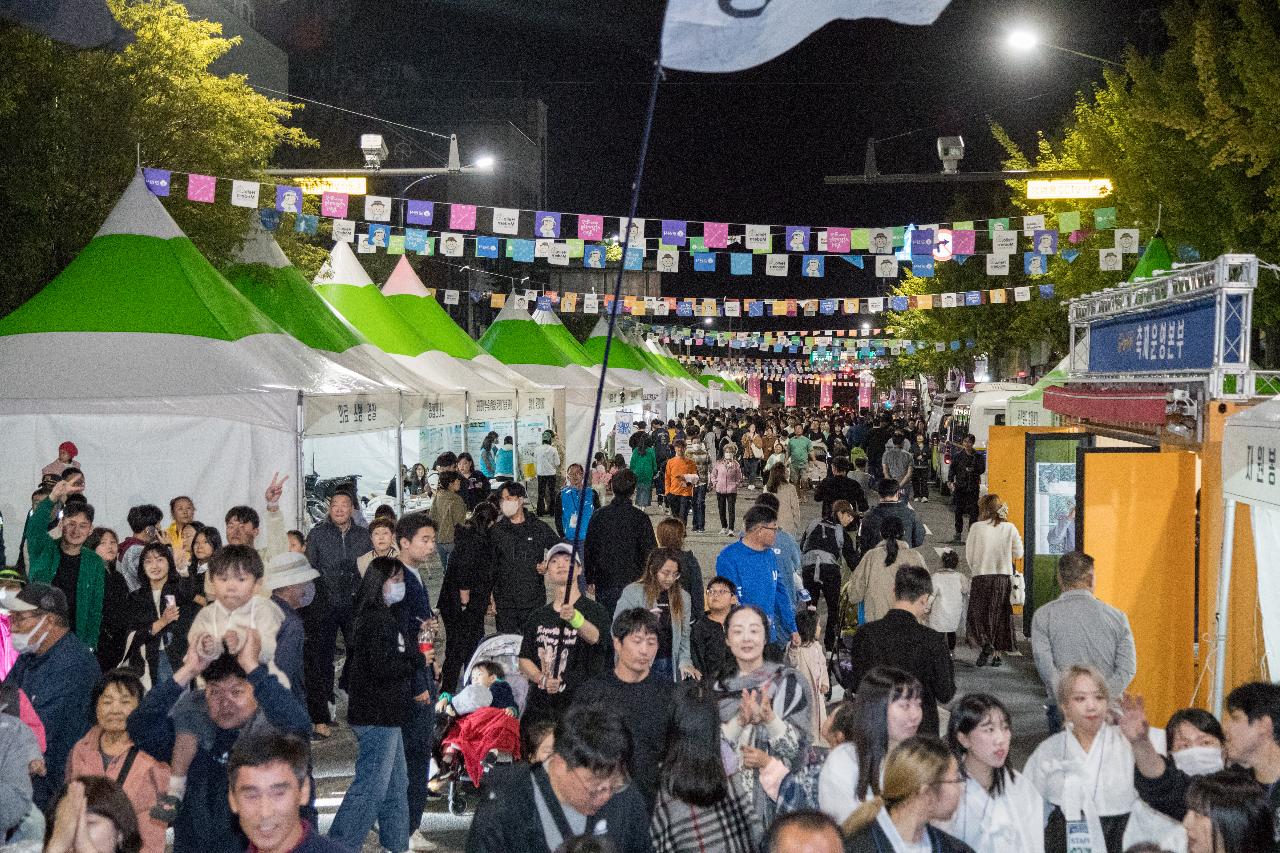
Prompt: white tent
<box><xmin>0</xmin><ymin>171</ymin><xmax>400</xmax><ymax>530</ymax></box>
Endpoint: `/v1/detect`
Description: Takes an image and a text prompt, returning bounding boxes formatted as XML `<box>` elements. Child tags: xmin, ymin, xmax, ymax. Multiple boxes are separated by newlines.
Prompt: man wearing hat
<box><xmin>41</xmin><ymin>441</ymin><xmax>80</xmax><ymax>480</ymax></box>
<box><xmin>263</xmin><ymin>553</ymin><xmax>319</xmax><ymax>708</ymax></box>
<box><xmin>0</xmin><ymin>567</ymin><xmax>24</xmax><ymax>678</ymax></box>
<box><xmin>516</xmin><ymin>542</ymin><xmax>609</xmax><ymax>730</ymax></box>
<box><xmin>1</xmin><ymin>582</ymin><xmax>101</xmax><ymax>809</ymax></box>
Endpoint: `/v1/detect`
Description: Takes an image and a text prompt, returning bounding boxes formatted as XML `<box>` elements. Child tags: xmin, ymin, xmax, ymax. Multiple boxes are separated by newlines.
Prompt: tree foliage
<box><xmin>0</xmin><ymin>0</ymin><xmax>316</xmax><ymax>316</ymax></box>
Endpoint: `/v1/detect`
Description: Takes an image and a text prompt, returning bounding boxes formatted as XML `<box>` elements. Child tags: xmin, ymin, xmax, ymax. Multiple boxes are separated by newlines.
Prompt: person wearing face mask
<box><xmin>964</xmin><ymin>493</ymin><xmax>1024</xmax><ymax>669</ymax></box>
<box><xmin>941</xmin><ymin>693</ymin><xmax>1045</xmax><ymax>853</ymax></box>
<box><xmin>328</xmin><ymin>556</ymin><xmax>426</xmax><ymax>853</ymax></box>
<box><xmin>1</xmin><ymin>582</ymin><xmax>101</xmax><ymax>810</ymax></box>
<box><xmin>491</xmin><ymin>482</ymin><xmax>560</xmax><ymax>634</ymax></box>
<box><xmin>262</xmin><ymin>553</ymin><xmax>320</xmax><ymax>709</ymax></box>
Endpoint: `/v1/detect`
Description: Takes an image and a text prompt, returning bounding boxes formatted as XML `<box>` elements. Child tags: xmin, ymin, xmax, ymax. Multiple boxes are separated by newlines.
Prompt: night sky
<box><xmin>260</xmin><ymin>0</ymin><xmax>1167</xmax><ymax>317</ymax></box>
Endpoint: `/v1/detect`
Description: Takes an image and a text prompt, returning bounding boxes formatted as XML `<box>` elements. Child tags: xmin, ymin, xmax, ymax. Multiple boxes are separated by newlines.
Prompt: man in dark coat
<box><xmin>583</xmin><ymin>470</ymin><xmax>657</xmax><ymax>617</ymax></box>
<box><xmin>858</xmin><ymin>479</ymin><xmax>926</xmax><ymax>553</ymax></box>
<box><xmin>847</xmin><ymin>564</ymin><xmax>955</xmax><ymax>737</ymax></box>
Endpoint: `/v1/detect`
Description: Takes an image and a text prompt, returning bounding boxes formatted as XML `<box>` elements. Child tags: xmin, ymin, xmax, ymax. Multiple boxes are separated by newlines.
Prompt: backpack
<box><xmin>800</xmin><ymin>519</ymin><xmax>844</xmax><ymax>562</ymax></box>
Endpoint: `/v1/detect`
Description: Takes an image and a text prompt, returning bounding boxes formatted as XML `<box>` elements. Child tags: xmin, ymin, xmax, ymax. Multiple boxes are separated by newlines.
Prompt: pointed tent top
<box><xmin>314</xmin><ymin>241</ymin><xmax>374</xmax><ymax>287</ymax></box>
<box><xmin>491</xmin><ymin>300</ymin><xmax>532</xmax><ymax>324</ymax></box>
<box><xmin>95</xmin><ymin>169</ymin><xmax>185</xmax><ymax>240</ymax></box>
<box><xmin>233</xmin><ymin>219</ymin><xmax>291</xmax><ymax>269</ymax></box>
<box><xmin>587</xmin><ymin>317</ymin><xmax>611</xmax><ymax>339</ymax></box>
<box><xmin>1130</xmin><ymin>232</ymin><xmax>1175</xmax><ymax>281</ymax></box>
<box><xmin>382</xmin><ymin>257</ymin><xmax>431</xmax><ymax>297</ymax></box>
<box><xmin>532</xmin><ymin>308</ymin><xmax>565</xmax><ymax>327</ymax></box>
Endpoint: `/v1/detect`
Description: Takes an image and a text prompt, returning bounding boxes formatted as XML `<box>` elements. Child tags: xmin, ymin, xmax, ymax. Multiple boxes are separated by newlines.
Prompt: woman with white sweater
<box><xmin>963</xmin><ymin>493</ymin><xmax>1024</xmax><ymax>667</ymax></box>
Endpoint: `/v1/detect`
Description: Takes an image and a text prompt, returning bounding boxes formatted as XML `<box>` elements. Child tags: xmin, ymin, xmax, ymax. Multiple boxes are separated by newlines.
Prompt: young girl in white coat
<box><xmin>940</xmin><ymin>693</ymin><xmax>1045</xmax><ymax>853</ymax></box>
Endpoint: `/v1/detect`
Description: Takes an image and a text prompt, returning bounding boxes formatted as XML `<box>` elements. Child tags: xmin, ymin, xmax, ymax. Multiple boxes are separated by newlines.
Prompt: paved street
<box><xmin>312</xmin><ymin>478</ymin><xmax>1049</xmax><ymax>851</ymax></box>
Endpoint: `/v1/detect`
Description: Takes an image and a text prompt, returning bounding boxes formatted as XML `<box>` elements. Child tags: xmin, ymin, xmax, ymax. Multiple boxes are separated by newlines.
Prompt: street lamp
<box><xmin>1004</xmin><ymin>27</ymin><xmax>1124</xmax><ymax>67</ymax></box>
<box><xmin>267</xmin><ymin>133</ymin><xmax>498</xmax><ymax>178</ymax></box>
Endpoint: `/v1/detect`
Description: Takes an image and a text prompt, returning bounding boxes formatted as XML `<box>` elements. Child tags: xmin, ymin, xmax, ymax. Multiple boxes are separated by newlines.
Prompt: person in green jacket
<box><xmin>628</xmin><ymin>442</ymin><xmax>657</xmax><ymax>508</ymax></box>
<box><xmin>25</xmin><ymin>474</ymin><xmax>104</xmax><ymax>650</ymax></box>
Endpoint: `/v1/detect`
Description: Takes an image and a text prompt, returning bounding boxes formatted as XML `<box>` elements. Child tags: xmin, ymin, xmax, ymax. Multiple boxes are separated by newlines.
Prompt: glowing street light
<box><xmin>1004</xmin><ymin>26</ymin><xmax>1124</xmax><ymax>67</ymax></box>
<box><xmin>1007</xmin><ymin>28</ymin><xmax>1039</xmax><ymax>52</ymax></box>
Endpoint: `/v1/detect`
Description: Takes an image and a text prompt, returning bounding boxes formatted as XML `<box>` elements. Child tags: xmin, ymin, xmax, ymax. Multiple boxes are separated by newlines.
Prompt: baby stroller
<box><xmin>437</xmin><ymin>633</ymin><xmax>528</xmax><ymax>815</ymax></box>
<box><xmin>829</xmin><ymin>584</ymin><xmax>867</xmax><ymax>695</ymax></box>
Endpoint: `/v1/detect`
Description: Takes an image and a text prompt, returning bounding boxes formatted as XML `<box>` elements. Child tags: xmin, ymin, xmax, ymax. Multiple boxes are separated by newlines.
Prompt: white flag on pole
<box><xmin>662</xmin><ymin>0</ymin><xmax>952</xmax><ymax>73</ymax></box>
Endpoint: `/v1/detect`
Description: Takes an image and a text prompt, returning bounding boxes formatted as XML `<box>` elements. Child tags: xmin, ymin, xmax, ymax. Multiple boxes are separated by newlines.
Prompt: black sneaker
<box><xmin>974</xmin><ymin>650</ymin><xmax>991</xmax><ymax>667</ymax></box>
<box><xmin>991</xmin><ymin>656</ymin><xmax>1003</xmax><ymax>667</ymax></box>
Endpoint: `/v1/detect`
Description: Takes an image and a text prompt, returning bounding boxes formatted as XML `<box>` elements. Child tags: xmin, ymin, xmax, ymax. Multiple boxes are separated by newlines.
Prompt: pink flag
<box><xmin>578</xmin><ymin>214</ymin><xmax>604</xmax><ymax>241</ymax></box>
<box><xmin>826</xmin><ymin>227</ymin><xmax>851</xmax><ymax>253</ymax></box>
<box><xmin>321</xmin><ymin>192</ymin><xmax>348</xmax><ymax>218</ymax></box>
<box><xmin>449</xmin><ymin>203</ymin><xmax>477</xmax><ymax>230</ymax></box>
<box><xmin>784</xmin><ymin>375</ymin><xmax>797</xmax><ymax>407</ymax></box>
<box><xmin>187</xmin><ymin>173</ymin><xmax>216</xmax><ymax>203</ymax></box>
<box><xmin>703</xmin><ymin>222</ymin><xmax>729</xmax><ymax>248</ymax></box>
<box><xmin>952</xmin><ymin>229</ymin><xmax>976</xmax><ymax>255</ymax></box>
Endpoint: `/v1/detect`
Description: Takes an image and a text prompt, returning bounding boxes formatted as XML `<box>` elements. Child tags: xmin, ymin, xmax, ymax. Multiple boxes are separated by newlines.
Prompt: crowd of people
<box><xmin>0</xmin><ymin>405</ymin><xmax>1276</xmax><ymax>853</ymax></box>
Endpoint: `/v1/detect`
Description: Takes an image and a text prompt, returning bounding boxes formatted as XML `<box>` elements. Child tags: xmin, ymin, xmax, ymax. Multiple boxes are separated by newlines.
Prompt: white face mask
<box><xmin>11</xmin><ymin>615</ymin><xmax>48</xmax><ymax>654</ymax></box>
<box><xmin>383</xmin><ymin>581</ymin><xmax>406</xmax><ymax>606</ymax></box>
<box><xmin>500</xmin><ymin>499</ymin><xmax>521</xmax><ymax>518</ymax></box>
<box><xmin>1172</xmin><ymin>745</ymin><xmax>1225</xmax><ymax>776</ymax></box>
<box><xmin>298</xmin><ymin>582</ymin><xmax>316</xmax><ymax>609</ymax></box>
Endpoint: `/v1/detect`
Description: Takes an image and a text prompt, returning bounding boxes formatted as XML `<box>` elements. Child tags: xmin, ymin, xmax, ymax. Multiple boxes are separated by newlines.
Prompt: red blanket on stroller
<box><xmin>442</xmin><ymin>706</ymin><xmax>522</xmax><ymax>782</ymax></box>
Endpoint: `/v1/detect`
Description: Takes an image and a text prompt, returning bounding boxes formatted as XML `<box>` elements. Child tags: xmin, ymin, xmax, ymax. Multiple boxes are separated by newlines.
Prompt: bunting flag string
<box><xmin>141</xmin><ymin>164</ymin><xmax>1142</xmax><ymax>279</ymax></box>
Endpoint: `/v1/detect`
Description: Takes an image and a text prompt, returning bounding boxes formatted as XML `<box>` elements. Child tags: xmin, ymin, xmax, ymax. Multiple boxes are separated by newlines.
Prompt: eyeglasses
<box><xmin>568</xmin><ymin>765</ymin><xmax>629</xmax><ymax>798</ymax></box>
<box><xmin>758</xmin><ymin>524</ymin><xmax>779</xmax><ymax>532</ymax></box>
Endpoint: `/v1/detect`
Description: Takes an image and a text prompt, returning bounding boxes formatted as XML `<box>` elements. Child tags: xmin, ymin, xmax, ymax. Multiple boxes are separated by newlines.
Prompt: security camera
<box><xmin>937</xmin><ymin>136</ymin><xmax>965</xmax><ymax>174</ymax></box>
<box><xmin>360</xmin><ymin>133</ymin><xmax>389</xmax><ymax>170</ymax></box>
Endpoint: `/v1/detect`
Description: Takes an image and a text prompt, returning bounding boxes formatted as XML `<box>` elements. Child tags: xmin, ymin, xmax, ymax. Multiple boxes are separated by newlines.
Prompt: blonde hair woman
<box><xmin>841</xmin><ymin>736</ymin><xmax>971</xmax><ymax>852</ymax></box>
<box><xmin>963</xmin><ymin>493</ymin><xmax>1024</xmax><ymax>668</ymax></box>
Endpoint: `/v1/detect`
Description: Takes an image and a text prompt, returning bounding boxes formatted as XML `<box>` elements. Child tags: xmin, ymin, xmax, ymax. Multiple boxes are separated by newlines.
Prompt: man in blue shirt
<box><xmin>714</xmin><ymin>506</ymin><xmax>799</xmax><ymax>659</ymax></box>
<box><xmin>553</xmin><ymin>463</ymin><xmax>600</xmax><ymax>543</ymax></box>
<box><xmin>2</xmin><ymin>582</ymin><xmax>99</xmax><ymax>809</ymax></box>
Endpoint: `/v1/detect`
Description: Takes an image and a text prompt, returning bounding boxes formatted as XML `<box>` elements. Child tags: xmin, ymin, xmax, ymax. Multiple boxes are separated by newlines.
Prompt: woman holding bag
<box><xmin>963</xmin><ymin>493</ymin><xmax>1024</xmax><ymax>668</ymax></box>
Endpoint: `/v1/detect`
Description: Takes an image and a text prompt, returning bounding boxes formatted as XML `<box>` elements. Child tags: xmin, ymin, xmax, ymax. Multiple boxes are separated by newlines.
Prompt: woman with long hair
<box><xmin>187</xmin><ymin>525</ymin><xmax>222</xmax><ymax>605</ymax></box>
<box><xmin>764</xmin><ymin>440</ymin><xmax>788</xmax><ymax>480</ymax></box>
<box><xmin>841</xmin><ymin>737</ymin><xmax>971</xmax><ymax>852</ymax></box>
<box><xmin>651</xmin><ymin>680</ymin><xmax>760</xmax><ymax>853</ymax></box>
<box><xmin>328</xmin><ymin>556</ymin><xmax>425</xmax><ymax>853</ymax></box>
<box><xmin>1183</xmin><ymin>770</ymin><xmax>1275</xmax><ymax>853</ymax></box>
<box><xmin>766</xmin><ymin>464</ymin><xmax>800</xmax><ymax>538</ymax></box>
<box><xmin>715</xmin><ymin>604</ymin><xmax>813</xmax><ymax>825</ymax></box>
<box><xmin>87</xmin><ymin>528</ymin><xmax>132</xmax><ymax>672</ymax></box>
<box><xmin>478</xmin><ymin>431</ymin><xmax>500</xmax><ymax>478</ymax></box>
<box><xmin>940</xmin><ymin>693</ymin><xmax>1045</xmax><ymax>853</ymax></box>
<box><xmin>615</xmin><ymin>547</ymin><xmax>695</xmax><ymax>682</ymax></box>
<box><xmin>818</xmin><ymin>667</ymin><xmax>923</xmax><ymax>824</ymax></box>
<box><xmin>437</xmin><ymin>501</ymin><xmax>500</xmax><ymax>692</ymax></box>
<box><xmin>845</xmin><ymin>517</ymin><xmax>927</xmax><ymax>623</ymax></box>
<box><xmin>655</xmin><ymin>517</ymin><xmax>705</xmax><ymax>616</ymax></box>
<box><xmin>964</xmin><ymin>493</ymin><xmax>1024</xmax><ymax>667</ymax></box>
<box><xmin>1025</xmin><ymin>665</ymin><xmax>1183</xmax><ymax>853</ymax></box>
<box><xmin>408</xmin><ymin>462</ymin><xmax>430</xmax><ymax>496</ymax></box>
<box><xmin>123</xmin><ymin>543</ymin><xmax>197</xmax><ymax>685</ymax></box>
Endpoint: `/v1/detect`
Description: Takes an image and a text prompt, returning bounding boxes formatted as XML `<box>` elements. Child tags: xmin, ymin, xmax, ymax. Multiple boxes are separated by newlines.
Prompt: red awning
<box><xmin>1043</xmin><ymin>384</ymin><xmax>1168</xmax><ymax>425</ymax></box>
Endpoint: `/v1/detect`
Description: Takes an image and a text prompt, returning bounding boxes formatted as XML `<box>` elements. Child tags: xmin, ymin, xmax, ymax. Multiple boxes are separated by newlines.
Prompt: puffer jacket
<box><xmin>710</xmin><ymin>458</ymin><xmax>744</xmax><ymax>494</ymax></box>
<box><xmin>685</xmin><ymin>440</ymin><xmax>712</xmax><ymax>485</ymax></box>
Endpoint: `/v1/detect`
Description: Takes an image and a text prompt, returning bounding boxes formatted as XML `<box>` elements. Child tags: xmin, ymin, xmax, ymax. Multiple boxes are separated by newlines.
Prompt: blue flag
<box><xmin>694</xmin><ymin>252</ymin><xmax>716</xmax><ymax>271</ymax></box>
<box><xmin>731</xmin><ymin>253</ymin><xmax>753</xmax><ymax>276</ymax></box>
<box><xmin>476</xmin><ymin>236</ymin><xmax>499</xmax><ymax>258</ymax></box>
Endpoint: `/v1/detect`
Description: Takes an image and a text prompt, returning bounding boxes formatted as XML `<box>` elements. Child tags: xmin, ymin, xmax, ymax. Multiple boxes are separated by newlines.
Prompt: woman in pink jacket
<box><xmin>66</xmin><ymin>670</ymin><xmax>169</xmax><ymax>853</ymax></box>
<box><xmin>710</xmin><ymin>443</ymin><xmax>745</xmax><ymax>536</ymax></box>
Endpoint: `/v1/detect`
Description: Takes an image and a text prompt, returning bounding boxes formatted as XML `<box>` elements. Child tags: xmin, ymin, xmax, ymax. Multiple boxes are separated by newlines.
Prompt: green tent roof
<box><xmin>532</xmin><ymin>309</ymin><xmax>595</xmax><ymax>367</ymax></box>
<box><xmin>381</xmin><ymin>257</ymin><xmax>485</xmax><ymax>360</ymax></box>
<box><xmin>1010</xmin><ymin>355</ymin><xmax>1070</xmax><ymax>403</ymax></box>
<box><xmin>313</xmin><ymin>242</ymin><xmax>431</xmax><ymax>357</ymax></box>
<box><xmin>583</xmin><ymin>318</ymin><xmax>650</xmax><ymax>372</ymax></box>
<box><xmin>226</xmin><ymin>226</ymin><xmax>365</xmax><ymax>353</ymax></box>
<box><xmin>479</xmin><ymin>302</ymin><xmax>575</xmax><ymax>367</ymax></box>
<box><xmin>0</xmin><ymin>174</ymin><xmax>279</xmax><ymax>342</ymax></box>
<box><xmin>1131</xmin><ymin>232</ymin><xmax>1174</xmax><ymax>281</ymax></box>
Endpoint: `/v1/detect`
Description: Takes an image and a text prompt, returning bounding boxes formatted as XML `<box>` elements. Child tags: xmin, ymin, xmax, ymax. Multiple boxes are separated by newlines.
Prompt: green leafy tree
<box><xmin>0</xmin><ymin>0</ymin><xmax>316</xmax><ymax>316</ymax></box>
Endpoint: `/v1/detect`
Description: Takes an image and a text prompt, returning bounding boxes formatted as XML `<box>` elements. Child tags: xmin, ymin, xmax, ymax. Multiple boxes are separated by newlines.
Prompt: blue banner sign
<box><xmin>1087</xmin><ymin>297</ymin><xmax>1216</xmax><ymax>373</ymax></box>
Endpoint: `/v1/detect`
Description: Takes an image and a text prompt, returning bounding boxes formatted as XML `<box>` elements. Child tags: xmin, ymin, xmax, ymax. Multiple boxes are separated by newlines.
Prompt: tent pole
<box><xmin>1212</xmin><ymin>497</ymin><xmax>1238</xmax><ymax>717</ymax></box>
<box><xmin>295</xmin><ymin>392</ymin><xmax>306</xmax><ymax>530</ymax></box>
<box><xmin>396</xmin><ymin>392</ymin><xmax>405</xmax><ymax>516</ymax></box>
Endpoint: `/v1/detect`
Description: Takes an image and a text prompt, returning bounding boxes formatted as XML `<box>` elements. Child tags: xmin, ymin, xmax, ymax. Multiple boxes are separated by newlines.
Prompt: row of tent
<box><xmin>0</xmin><ymin>171</ymin><xmax>752</xmax><ymax>530</ymax></box>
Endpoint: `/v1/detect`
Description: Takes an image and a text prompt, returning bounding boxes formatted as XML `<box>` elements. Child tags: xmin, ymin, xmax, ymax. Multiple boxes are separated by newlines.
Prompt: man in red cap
<box><xmin>40</xmin><ymin>441</ymin><xmax>79</xmax><ymax>479</ymax></box>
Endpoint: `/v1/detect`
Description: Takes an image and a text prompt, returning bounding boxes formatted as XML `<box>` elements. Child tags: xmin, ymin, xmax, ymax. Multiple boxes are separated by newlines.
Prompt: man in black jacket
<box><xmin>847</xmin><ymin>565</ymin><xmax>955</xmax><ymax>737</ymax></box>
<box><xmin>491</xmin><ymin>482</ymin><xmax>560</xmax><ymax>633</ymax></box>
<box><xmin>583</xmin><ymin>470</ymin><xmax>657</xmax><ymax>618</ymax></box>
<box><xmin>813</xmin><ymin>457</ymin><xmax>868</xmax><ymax>521</ymax></box>
<box><xmin>467</xmin><ymin>702</ymin><xmax>651</xmax><ymax>853</ymax></box>
<box><xmin>858</xmin><ymin>479</ymin><xmax>926</xmax><ymax>553</ymax></box>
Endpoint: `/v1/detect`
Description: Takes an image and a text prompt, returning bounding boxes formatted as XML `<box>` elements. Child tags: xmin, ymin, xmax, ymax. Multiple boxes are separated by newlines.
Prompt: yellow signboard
<box><xmin>1026</xmin><ymin>178</ymin><xmax>1113</xmax><ymax>199</ymax></box>
<box><xmin>296</xmin><ymin>177</ymin><xmax>368</xmax><ymax>196</ymax></box>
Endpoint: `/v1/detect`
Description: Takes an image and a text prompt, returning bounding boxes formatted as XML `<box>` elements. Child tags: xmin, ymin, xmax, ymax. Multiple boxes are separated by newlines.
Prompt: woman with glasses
<box><xmin>940</xmin><ymin>693</ymin><xmax>1045</xmax><ymax>853</ymax></box>
<box><xmin>615</xmin><ymin>547</ymin><xmax>696</xmax><ymax>682</ymax></box>
<box><xmin>841</xmin><ymin>736</ymin><xmax>972</xmax><ymax>852</ymax></box>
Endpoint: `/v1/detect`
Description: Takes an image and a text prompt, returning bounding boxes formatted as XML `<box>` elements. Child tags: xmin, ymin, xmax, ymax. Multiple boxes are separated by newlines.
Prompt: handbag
<box><xmin>1009</xmin><ymin>571</ymin><xmax>1026</xmax><ymax>606</ymax></box>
